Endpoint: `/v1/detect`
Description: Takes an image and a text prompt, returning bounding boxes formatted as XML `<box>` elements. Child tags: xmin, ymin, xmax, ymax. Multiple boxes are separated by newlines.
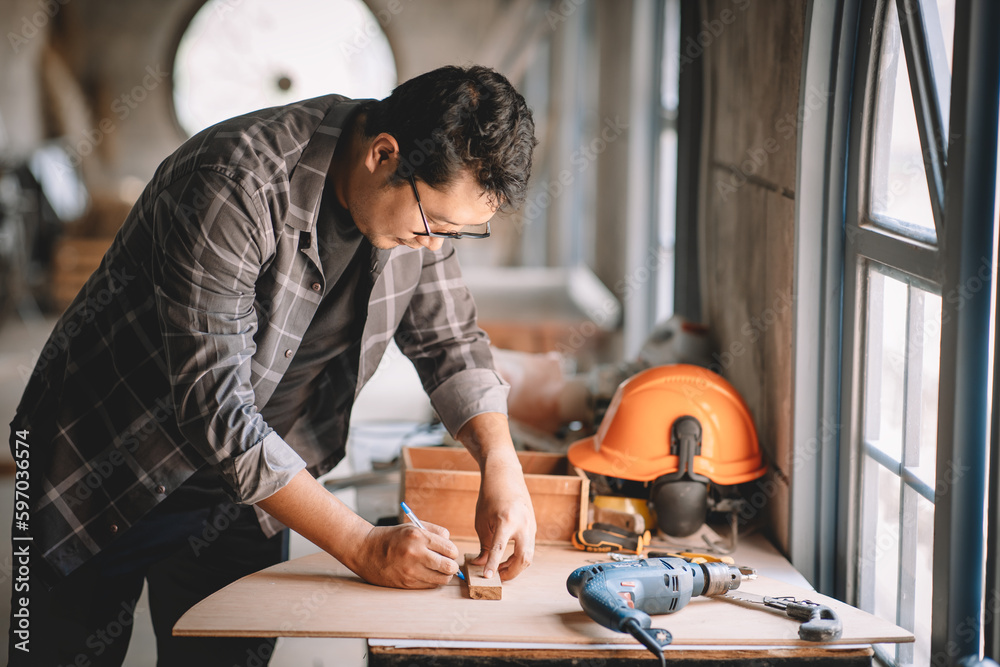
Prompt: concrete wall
<box><xmin>697</xmin><ymin>0</ymin><xmax>806</xmax><ymax>554</ymax></box>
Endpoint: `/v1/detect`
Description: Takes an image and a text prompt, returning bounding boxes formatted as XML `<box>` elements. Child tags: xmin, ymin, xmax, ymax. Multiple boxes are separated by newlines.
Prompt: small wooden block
<box><xmin>462</xmin><ymin>553</ymin><xmax>502</xmax><ymax>600</ymax></box>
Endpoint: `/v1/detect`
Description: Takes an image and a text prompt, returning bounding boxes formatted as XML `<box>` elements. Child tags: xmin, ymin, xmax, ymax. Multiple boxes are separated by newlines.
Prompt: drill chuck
<box><xmin>699</xmin><ymin>560</ymin><xmax>747</xmax><ymax>596</ymax></box>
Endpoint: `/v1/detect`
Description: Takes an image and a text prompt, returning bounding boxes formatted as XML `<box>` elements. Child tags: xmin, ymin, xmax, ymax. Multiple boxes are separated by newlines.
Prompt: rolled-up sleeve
<box><xmin>395</xmin><ymin>241</ymin><xmax>510</xmax><ymax>436</ymax></box>
<box><xmin>228</xmin><ymin>431</ymin><xmax>307</xmax><ymax>504</ymax></box>
<box><xmin>152</xmin><ymin>168</ymin><xmax>305</xmax><ymax>503</ymax></box>
<box><xmin>430</xmin><ymin>368</ymin><xmax>510</xmax><ymax>436</ymax></box>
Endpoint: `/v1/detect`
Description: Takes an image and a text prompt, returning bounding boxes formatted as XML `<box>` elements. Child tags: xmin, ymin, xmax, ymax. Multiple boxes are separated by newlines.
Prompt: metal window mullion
<box><xmin>902</xmin><ymin>287</ymin><xmax>925</xmax><ymax>473</ymax></box>
<box><xmin>865</xmin><ymin>270</ymin><xmax>886</xmax><ymax>439</ymax></box>
<box><xmin>895</xmin><ymin>0</ymin><xmax>948</xmax><ymax>236</ymax></box>
<box><xmin>897</xmin><ymin>485</ymin><xmax>918</xmax><ymax>665</ymax></box>
<box><xmin>865</xmin><ymin>439</ymin><xmax>902</xmax><ymax>474</ymax></box>
<box><xmin>896</xmin><ymin>285</ymin><xmax>924</xmax><ymax>665</ymax></box>
<box><xmin>902</xmin><ymin>468</ymin><xmax>936</xmax><ymax>503</ymax></box>
<box><xmin>865</xmin><ymin>441</ymin><xmax>937</xmax><ymax>502</ymax></box>
<box><xmin>854</xmin><ymin>225</ymin><xmax>943</xmax><ymax>288</ymax></box>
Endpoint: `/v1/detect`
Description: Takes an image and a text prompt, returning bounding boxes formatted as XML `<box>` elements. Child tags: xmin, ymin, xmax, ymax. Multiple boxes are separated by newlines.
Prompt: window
<box><xmin>827</xmin><ymin>0</ymin><xmax>1000</xmax><ymax>665</ymax></box>
<box><xmin>843</xmin><ymin>2</ymin><xmax>954</xmax><ymax>666</ymax></box>
<box><xmin>797</xmin><ymin>0</ymin><xmax>997</xmax><ymax>660</ymax></box>
<box><xmin>172</xmin><ymin>0</ymin><xmax>397</xmax><ymax>136</ymax></box>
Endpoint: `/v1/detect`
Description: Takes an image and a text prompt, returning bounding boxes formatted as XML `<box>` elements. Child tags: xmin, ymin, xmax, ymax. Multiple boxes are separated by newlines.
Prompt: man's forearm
<box><xmin>255</xmin><ymin>468</ymin><xmax>372</xmax><ymax>571</ymax></box>
<box><xmin>456</xmin><ymin>412</ymin><xmax>520</xmax><ymax>468</ymax></box>
<box><xmin>456</xmin><ymin>411</ymin><xmax>536</xmax><ymax>580</ymax></box>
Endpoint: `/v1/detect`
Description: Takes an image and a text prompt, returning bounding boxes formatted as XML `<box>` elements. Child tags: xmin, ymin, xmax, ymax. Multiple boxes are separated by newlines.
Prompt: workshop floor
<box><xmin>0</xmin><ymin>313</ymin><xmax>430</xmax><ymax>666</ymax></box>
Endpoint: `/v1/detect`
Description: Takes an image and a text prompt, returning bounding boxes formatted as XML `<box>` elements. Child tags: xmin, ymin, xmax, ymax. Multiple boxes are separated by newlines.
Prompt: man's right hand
<box><xmin>353</xmin><ymin>522</ymin><xmax>463</xmax><ymax>589</ymax></box>
<box><xmin>256</xmin><ymin>469</ymin><xmax>462</xmax><ymax>590</ymax></box>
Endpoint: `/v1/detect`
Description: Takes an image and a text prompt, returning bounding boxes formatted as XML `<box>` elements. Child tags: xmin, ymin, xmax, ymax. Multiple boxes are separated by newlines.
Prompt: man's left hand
<box><xmin>457</xmin><ymin>413</ymin><xmax>536</xmax><ymax>581</ymax></box>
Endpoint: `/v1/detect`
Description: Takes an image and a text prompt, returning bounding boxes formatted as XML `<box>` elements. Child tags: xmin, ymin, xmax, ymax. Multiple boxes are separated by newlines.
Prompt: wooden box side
<box><xmin>400</xmin><ymin>447</ymin><xmax>589</xmax><ymax>543</ymax></box>
<box><xmin>404</xmin><ymin>446</ymin><xmax>569</xmax><ymax>475</ymax></box>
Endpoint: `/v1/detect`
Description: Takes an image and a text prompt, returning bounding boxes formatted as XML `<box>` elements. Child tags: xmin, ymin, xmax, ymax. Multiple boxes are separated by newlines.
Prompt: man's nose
<box><xmin>417</xmin><ymin>236</ymin><xmax>445</xmax><ymax>251</ymax></box>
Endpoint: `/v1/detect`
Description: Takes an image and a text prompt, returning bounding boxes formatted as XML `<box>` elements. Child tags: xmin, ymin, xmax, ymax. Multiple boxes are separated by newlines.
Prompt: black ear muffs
<box><xmin>650</xmin><ymin>416</ymin><xmax>710</xmax><ymax>537</ymax></box>
<box><xmin>650</xmin><ymin>477</ymin><xmax>708</xmax><ymax>537</ymax></box>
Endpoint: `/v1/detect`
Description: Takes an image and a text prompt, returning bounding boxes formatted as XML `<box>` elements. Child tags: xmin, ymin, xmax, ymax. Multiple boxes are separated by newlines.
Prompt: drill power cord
<box><xmin>622</xmin><ymin>618</ymin><xmax>669</xmax><ymax>667</ymax></box>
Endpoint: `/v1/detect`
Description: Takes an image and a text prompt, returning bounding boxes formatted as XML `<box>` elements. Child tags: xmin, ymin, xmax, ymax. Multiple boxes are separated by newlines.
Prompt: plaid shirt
<box><xmin>13</xmin><ymin>95</ymin><xmax>509</xmax><ymax>583</ymax></box>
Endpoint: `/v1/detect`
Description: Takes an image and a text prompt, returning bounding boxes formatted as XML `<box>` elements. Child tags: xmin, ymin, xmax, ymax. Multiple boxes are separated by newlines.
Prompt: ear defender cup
<box><xmin>650</xmin><ymin>477</ymin><xmax>709</xmax><ymax>537</ymax></box>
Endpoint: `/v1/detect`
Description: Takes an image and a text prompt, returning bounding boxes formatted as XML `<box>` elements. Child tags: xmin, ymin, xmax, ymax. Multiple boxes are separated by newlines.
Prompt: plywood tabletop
<box><xmin>174</xmin><ymin>538</ymin><xmax>913</xmax><ymax>647</ymax></box>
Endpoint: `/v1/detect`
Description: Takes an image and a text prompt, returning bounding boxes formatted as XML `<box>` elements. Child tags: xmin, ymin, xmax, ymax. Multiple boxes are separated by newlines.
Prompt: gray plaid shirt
<box><xmin>14</xmin><ymin>95</ymin><xmax>509</xmax><ymax>582</ymax></box>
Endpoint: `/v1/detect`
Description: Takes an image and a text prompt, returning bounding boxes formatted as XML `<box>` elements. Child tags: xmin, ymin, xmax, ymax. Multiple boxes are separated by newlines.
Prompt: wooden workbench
<box><xmin>365</xmin><ymin>643</ymin><xmax>877</xmax><ymax>666</ymax></box>
<box><xmin>174</xmin><ymin>534</ymin><xmax>911</xmax><ymax>664</ymax></box>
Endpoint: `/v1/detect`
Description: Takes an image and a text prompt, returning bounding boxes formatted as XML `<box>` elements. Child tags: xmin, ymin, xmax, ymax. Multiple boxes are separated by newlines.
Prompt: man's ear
<box><xmin>364</xmin><ymin>133</ymin><xmax>400</xmax><ymax>174</ymax></box>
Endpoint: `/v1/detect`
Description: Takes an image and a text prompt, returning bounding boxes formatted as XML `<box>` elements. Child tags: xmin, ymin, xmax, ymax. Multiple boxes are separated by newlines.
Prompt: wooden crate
<box><xmin>400</xmin><ymin>446</ymin><xmax>589</xmax><ymax>544</ymax></box>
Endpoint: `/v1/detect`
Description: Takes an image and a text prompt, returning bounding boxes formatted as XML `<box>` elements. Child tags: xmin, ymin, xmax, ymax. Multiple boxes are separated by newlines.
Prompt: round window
<box><xmin>172</xmin><ymin>0</ymin><xmax>397</xmax><ymax>136</ymax></box>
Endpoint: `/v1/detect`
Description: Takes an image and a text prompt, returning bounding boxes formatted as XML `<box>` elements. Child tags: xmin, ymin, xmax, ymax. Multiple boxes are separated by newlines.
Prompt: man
<box><xmin>9</xmin><ymin>65</ymin><xmax>537</xmax><ymax>666</ymax></box>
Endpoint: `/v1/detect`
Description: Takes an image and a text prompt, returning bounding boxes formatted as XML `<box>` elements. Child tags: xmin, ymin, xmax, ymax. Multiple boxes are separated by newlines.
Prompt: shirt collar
<box><xmin>284</xmin><ymin>97</ymin><xmax>371</xmax><ymax>233</ymax></box>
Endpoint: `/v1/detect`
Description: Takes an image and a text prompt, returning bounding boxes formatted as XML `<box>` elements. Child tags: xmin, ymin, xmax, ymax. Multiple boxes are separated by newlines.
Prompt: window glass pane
<box><xmin>933</xmin><ymin>0</ymin><xmax>955</xmax><ymax>72</ymax></box>
<box><xmin>913</xmin><ymin>492</ymin><xmax>935</xmax><ymax>667</ymax></box>
<box><xmin>870</xmin><ymin>1</ymin><xmax>936</xmax><ymax>241</ymax></box>
<box><xmin>926</xmin><ymin>0</ymin><xmax>955</xmax><ymax>123</ymax></box>
<box><xmin>865</xmin><ymin>270</ymin><xmax>908</xmax><ymax>462</ymax></box>
<box><xmin>173</xmin><ymin>0</ymin><xmax>396</xmax><ymax>136</ymax></box>
<box><xmin>873</xmin><ymin>464</ymin><xmax>901</xmax><ymax>625</ymax></box>
<box><xmin>859</xmin><ymin>458</ymin><xmax>902</xmax><ymax>627</ymax></box>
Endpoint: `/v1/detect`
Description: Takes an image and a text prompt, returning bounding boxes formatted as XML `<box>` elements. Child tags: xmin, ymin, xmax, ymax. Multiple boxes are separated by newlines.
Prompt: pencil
<box><xmin>400</xmin><ymin>501</ymin><xmax>466</xmax><ymax>581</ymax></box>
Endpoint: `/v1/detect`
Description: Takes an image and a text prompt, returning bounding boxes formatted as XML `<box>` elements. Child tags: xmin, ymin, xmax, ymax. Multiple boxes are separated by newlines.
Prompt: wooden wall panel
<box><xmin>705</xmin><ymin>0</ymin><xmax>805</xmax><ymax>193</ymax></box>
<box><xmin>698</xmin><ymin>0</ymin><xmax>806</xmax><ymax>554</ymax></box>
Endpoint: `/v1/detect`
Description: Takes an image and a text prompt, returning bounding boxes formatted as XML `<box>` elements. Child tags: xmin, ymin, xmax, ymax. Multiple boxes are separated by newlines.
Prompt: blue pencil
<box><xmin>400</xmin><ymin>501</ymin><xmax>466</xmax><ymax>581</ymax></box>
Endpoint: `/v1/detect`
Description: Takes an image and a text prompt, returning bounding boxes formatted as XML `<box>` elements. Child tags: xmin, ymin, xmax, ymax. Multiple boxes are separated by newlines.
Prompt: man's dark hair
<box><xmin>363</xmin><ymin>65</ymin><xmax>537</xmax><ymax>212</ymax></box>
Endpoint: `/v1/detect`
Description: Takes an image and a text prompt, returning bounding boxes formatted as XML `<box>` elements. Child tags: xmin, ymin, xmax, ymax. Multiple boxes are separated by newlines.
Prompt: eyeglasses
<box><xmin>409</xmin><ymin>175</ymin><xmax>491</xmax><ymax>239</ymax></box>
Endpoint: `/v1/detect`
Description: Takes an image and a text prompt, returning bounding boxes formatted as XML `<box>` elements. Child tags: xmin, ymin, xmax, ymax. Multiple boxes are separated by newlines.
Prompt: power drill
<box><xmin>567</xmin><ymin>557</ymin><xmax>755</xmax><ymax>665</ymax></box>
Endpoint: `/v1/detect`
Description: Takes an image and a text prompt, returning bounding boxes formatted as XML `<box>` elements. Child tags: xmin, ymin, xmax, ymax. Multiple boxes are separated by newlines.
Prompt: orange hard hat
<box><xmin>567</xmin><ymin>364</ymin><xmax>766</xmax><ymax>485</ymax></box>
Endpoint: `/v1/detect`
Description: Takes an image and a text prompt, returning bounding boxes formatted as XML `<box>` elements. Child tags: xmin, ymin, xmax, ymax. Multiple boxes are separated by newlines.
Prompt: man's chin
<box><xmin>362</xmin><ymin>233</ymin><xmax>420</xmax><ymax>250</ymax></box>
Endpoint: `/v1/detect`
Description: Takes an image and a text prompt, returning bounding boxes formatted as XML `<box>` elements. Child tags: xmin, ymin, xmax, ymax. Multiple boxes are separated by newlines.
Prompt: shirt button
<box><xmin>285</xmin><ymin>349</ymin><xmax>293</xmax><ymax>358</ymax></box>
<box><xmin>155</xmin><ymin>485</ymin><xmax>166</xmax><ymax>494</ymax></box>
<box><xmin>109</xmin><ymin>524</ymin><xmax>119</xmax><ymax>534</ymax></box>
<box><xmin>311</xmin><ymin>282</ymin><xmax>321</xmax><ymax>292</ymax></box>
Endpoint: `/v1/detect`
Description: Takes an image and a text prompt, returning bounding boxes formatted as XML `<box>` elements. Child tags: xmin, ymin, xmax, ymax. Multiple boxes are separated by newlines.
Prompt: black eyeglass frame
<box><xmin>408</xmin><ymin>175</ymin><xmax>491</xmax><ymax>239</ymax></box>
